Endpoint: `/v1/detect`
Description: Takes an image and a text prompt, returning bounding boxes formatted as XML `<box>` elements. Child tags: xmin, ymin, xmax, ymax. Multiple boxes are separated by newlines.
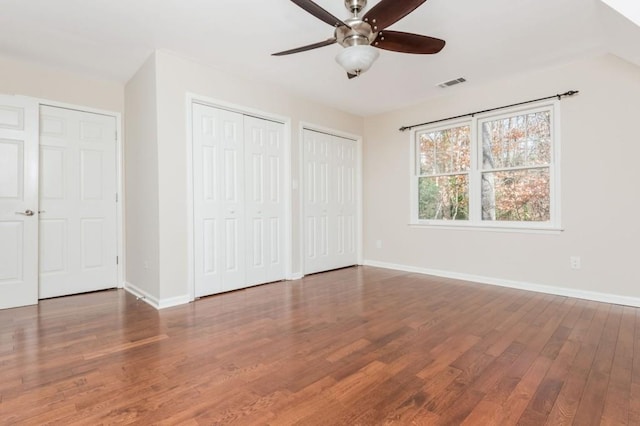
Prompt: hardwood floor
<box><xmin>1</xmin><ymin>266</ymin><xmax>637</xmax><ymax>425</ymax></box>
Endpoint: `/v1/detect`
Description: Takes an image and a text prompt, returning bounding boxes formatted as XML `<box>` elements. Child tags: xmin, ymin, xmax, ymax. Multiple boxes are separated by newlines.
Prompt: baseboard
<box><xmin>124</xmin><ymin>282</ymin><xmax>191</xmax><ymax>310</ymax></box>
<box><xmin>157</xmin><ymin>295</ymin><xmax>192</xmax><ymax>309</ymax></box>
<box><xmin>363</xmin><ymin>259</ymin><xmax>640</xmax><ymax>308</ymax></box>
<box><xmin>287</xmin><ymin>273</ymin><xmax>304</xmax><ymax>281</ymax></box>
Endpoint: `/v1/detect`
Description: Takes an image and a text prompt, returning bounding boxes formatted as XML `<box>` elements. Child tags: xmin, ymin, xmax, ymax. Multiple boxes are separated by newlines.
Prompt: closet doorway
<box><xmin>191</xmin><ymin>102</ymin><xmax>288</xmax><ymax>297</ymax></box>
<box><xmin>302</xmin><ymin>128</ymin><xmax>360</xmax><ymax>275</ymax></box>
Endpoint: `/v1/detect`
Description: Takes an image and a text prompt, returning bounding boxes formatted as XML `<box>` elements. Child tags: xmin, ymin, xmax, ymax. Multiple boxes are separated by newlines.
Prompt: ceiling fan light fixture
<box><xmin>335</xmin><ymin>45</ymin><xmax>379</xmax><ymax>76</ymax></box>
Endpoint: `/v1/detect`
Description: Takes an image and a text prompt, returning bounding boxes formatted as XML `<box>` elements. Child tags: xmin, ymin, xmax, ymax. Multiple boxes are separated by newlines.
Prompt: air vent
<box><xmin>437</xmin><ymin>77</ymin><xmax>467</xmax><ymax>88</ymax></box>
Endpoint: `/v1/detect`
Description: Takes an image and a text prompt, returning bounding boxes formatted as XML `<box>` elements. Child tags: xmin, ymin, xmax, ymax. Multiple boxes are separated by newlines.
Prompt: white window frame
<box><xmin>410</xmin><ymin>100</ymin><xmax>561</xmax><ymax>232</ymax></box>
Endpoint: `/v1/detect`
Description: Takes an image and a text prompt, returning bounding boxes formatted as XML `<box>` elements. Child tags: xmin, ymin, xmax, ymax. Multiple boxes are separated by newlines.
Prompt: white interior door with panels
<box><xmin>38</xmin><ymin>105</ymin><xmax>118</xmax><ymax>299</ymax></box>
<box><xmin>192</xmin><ymin>103</ymin><xmax>286</xmax><ymax>298</ymax></box>
<box><xmin>303</xmin><ymin>129</ymin><xmax>358</xmax><ymax>275</ymax></box>
<box><xmin>0</xmin><ymin>95</ymin><xmax>39</xmax><ymax>310</ymax></box>
<box><xmin>244</xmin><ymin>115</ymin><xmax>286</xmax><ymax>287</ymax></box>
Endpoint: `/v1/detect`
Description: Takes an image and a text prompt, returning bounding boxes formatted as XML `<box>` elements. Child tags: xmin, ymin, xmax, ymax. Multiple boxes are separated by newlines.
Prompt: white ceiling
<box><xmin>0</xmin><ymin>0</ymin><xmax>635</xmax><ymax>116</ymax></box>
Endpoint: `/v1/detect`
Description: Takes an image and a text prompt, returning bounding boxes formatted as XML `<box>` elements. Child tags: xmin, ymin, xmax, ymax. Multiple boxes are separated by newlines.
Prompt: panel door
<box><xmin>332</xmin><ymin>136</ymin><xmax>358</xmax><ymax>269</ymax></box>
<box><xmin>0</xmin><ymin>95</ymin><xmax>39</xmax><ymax>309</ymax></box>
<box><xmin>244</xmin><ymin>116</ymin><xmax>285</xmax><ymax>287</ymax></box>
<box><xmin>303</xmin><ymin>129</ymin><xmax>332</xmax><ymax>274</ymax></box>
<box><xmin>193</xmin><ymin>103</ymin><xmax>245</xmax><ymax>297</ymax></box>
<box><xmin>38</xmin><ymin>106</ymin><xmax>118</xmax><ymax>299</ymax></box>
<box><xmin>303</xmin><ymin>129</ymin><xmax>358</xmax><ymax>275</ymax></box>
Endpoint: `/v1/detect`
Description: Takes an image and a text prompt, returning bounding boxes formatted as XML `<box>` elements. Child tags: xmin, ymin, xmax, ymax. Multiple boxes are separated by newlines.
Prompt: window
<box><xmin>411</xmin><ymin>102</ymin><xmax>559</xmax><ymax>229</ymax></box>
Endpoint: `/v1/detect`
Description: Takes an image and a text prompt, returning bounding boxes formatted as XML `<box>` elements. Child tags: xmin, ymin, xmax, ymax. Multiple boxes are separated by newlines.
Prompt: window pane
<box><xmin>418</xmin><ymin>175</ymin><xmax>469</xmax><ymax>220</ymax></box>
<box><xmin>481</xmin><ymin>168</ymin><xmax>550</xmax><ymax>222</ymax></box>
<box><xmin>481</xmin><ymin>111</ymin><xmax>551</xmax><ymax>170</ymax></box>
<box><xmin>418</xmin><ymin>125</ymin><xmax>470</xmax><ymax>175</ymax></box>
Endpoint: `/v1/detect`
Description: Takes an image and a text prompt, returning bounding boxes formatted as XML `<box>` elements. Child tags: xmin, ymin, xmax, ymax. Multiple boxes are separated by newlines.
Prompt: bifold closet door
<box><xmin>193</xmin><ymin>104</ymin><xmax>245</xmax><ymax>297</ymax></box>
<box><xmin>244</xmin><ymin>116</ymin><xmax>285</xmax><ymax>287</ymax></box>
<box><xmin>0</xmin><ymin>95</ymin><xmax>39</xmax><ymax>309</ymax></box>
<box><xmin>38</xmin><ymin>106</ymin><xmax>118</xmax><ymax>299</ymax></box>
<box><xmin>303</xmin><ymin>129</ymin><xmax>357</xmax><ymax>275</ymax></box>
<box><xmin>192</xmin><ymin>104</ymin><xmax>285</xmax><ymax>298</ymax></box>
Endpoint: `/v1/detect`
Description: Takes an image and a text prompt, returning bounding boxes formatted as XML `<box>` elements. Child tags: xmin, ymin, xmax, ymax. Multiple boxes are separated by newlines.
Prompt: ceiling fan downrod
<box><xmin>344</xmin><ymin>0</ymin><xmax>367</xmax><ymax>16</ymax></box>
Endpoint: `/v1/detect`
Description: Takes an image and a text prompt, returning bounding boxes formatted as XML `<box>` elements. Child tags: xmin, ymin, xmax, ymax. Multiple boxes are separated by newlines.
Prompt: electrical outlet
<box><xmin>375</xmin><ymin>240</ymin><xmax>382</xmax><ymax>249</ymax></box>
<box><xmin>570</xmin><ymin>256</ymin><xmax>581</xmax><ymax>270</ymax></box>
<box><xmin>144</xmin><ymin>261</ymin><xmax>150</xmax><ymax>270</ymax></box>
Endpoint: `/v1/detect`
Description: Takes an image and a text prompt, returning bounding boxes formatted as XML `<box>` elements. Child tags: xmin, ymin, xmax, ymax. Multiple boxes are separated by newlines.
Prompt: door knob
<box><xmin>15</xmin><ymin>210</ymin><xmax>35</xmax><ymax>216</ymax></box>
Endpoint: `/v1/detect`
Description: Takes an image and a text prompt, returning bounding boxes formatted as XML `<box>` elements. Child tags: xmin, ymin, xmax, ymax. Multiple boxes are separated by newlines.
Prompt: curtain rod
<box><xmin>399</xmin><ymin>90</ymin><xmax>579</xmax><ymax>132</ymax></box>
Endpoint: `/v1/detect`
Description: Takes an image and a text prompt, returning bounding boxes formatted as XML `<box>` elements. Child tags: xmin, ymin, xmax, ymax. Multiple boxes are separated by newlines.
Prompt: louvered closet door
<box><xmin>303</xmin><ymin>129</ymin><xmax>358</xmax><ymax>275</ymax></box>
<box><xmin>193</xmin><ymin>104</ymin><xmax>285</xmax><ymax>298</ymax></box>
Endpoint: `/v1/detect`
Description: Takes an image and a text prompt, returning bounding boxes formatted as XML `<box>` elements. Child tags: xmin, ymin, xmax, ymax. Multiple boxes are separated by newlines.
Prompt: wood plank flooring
<box><xmin>0</xmin><ymin>266</ymin><xmax>638</xmax><ymax>425</ymax></box>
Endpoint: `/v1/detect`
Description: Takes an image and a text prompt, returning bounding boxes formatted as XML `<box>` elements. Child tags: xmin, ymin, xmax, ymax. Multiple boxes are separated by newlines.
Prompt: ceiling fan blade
<box><xmin>347</xmin><ymin>72</ymin><xmax>358</xmax><ymax>79</ymax></box>
<box><xmin>363</xmin><ymin>0</ymin><xmax>427</xmax><ymax>31</ymax></box>
<box><xmin>373</xmin><ymin>31</ymin><xmax>445</xmax><ymax>54</ymax></box>
<box><xmin>272</xmin><ymin>38</ymin><xmax>337</xmax><ymax>56</ymax></box>
<box><xmin>291</xmin><ymin>0</ymin><xmax>349</xmax><ymax>28</ymax></box>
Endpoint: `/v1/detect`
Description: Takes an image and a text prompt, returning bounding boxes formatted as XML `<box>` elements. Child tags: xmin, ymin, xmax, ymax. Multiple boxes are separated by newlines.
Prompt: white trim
<box><xmin>407</xmin><ymin>223</ymin><xmax>563</xmax><ymax>234</ymax></box>
<box><xmin>356</xmin><ymin>134</ymin><xmax>364</xmax><ymax>266</ymax></box>
<box><xmin>299</xmin><ymin>122</ymin><xmax>364</xmax><ymax>275</ymax></box>
<box><xmin>124</xmin><ymin>282</ymin><xmax>191</xmax><ymax>310</ymax></box>
<box><xmin>36</xmin><ymin>99</ymin><xmax>126</xmax><ymax>290</ymax></box>
<box><xmin>188</xmin><ymin>92</ymin><xmax>290</xmax><ymax>124</ymax></box>
<box><xmin>299</xmin><ymin>122</ymin><xmax>361</xmax><ymax>142</ymax></box>
<box><xmin>363</xmin><ymin>259</ymin><xmax>640</xmax><ymax>308</ymax></box>
<box><xmin>283</xmin><ymin>120</ymin><xmax>294</xmax><ymax>280</ymax></box>
<box><xmin>287</xmin><ymin>273</ymin><xmax>304</xmax><ymax>281</ymax></box>
<box><xmin>185</xmin><ymin>96</ymin><xmax>195</xmax><ymax>302</ymax></box>
<box><xmin>185</xmin><ymin>93</ymin><xmax>293</xmax><ymax>301</ymax></box>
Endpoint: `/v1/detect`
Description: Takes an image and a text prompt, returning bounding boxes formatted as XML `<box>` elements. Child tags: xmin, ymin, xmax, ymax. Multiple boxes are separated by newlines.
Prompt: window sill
<box><xmin>408</xmin><ymin>222</ymin><xmax>564</xmax><ymax>235</ymax></box>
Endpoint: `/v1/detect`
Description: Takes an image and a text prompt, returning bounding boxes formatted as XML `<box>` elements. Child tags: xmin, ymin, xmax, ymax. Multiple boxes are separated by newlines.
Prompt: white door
<box><xmin>303</xmin><ymin>130</ymin><xmax>332</xmax><ymax>274</ymax></box>
<box><xmin>303</xmin><ymin>129</ymin><xmax>358</xmax><ymax>274</ymax></box>
<box><xmin>0</xmin><ymin>95</ymin><xmax>39</xmax><ymax>309</ymax></box>
<box><xmin>192</xmin><ymin>104</ymin><xmax>286</xmax><ymax>298</ymax></box>
<box><xmin>333</xmin><ymin>135</ymin><xmax>358</xmax><ymax>269</ymax></box>
<box><xmin>38</xmin><ymin>106</ymin><xmax>118</xmax><ymax>299</ymax></box>
<box><xmin>193</xmin><ymin>103</ymin><xmax>245</xmax><ymax>297</ymax></box>
<box><xmin>244</xmin><ymin>116</ymin><xmax>285</xmax><ymax>286</ymax></box>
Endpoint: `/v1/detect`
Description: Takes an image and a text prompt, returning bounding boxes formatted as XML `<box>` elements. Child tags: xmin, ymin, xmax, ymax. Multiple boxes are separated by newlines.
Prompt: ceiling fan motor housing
<box><xmin>335</xmin><ymin>18</ymin><xmax>377</xmax><ymax>47</ymax></box>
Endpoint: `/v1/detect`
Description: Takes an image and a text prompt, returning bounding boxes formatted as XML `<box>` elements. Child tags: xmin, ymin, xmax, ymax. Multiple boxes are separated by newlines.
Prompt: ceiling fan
<box><xmin>272</xmin><ymin>0</ymin><xmax>446</xmax><ymax>79</ymax></box>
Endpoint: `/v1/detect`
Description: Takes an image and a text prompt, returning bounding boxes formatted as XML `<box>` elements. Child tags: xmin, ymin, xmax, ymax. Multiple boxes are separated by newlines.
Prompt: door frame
<box><xmin>299</xmin><ymin>123</ymin><xmax>363</xmax><ymax>276</ymax></box>
<box><xmin>185</xmin><ymin>93</ymin><xmax>293</xmax><ymax>302</ymax></box>
<box><xmin>35</xmin><ymin>99</ymin><xmax>125</xmax><ymax>293</ymax></box>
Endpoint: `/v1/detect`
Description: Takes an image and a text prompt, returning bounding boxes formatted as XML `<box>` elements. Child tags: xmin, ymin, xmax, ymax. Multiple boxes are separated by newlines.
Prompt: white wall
<box><xmin>150</xmin><ymin>50</ymin><xmax>364</xmax><ymax>302</ymax></box>
<box><xmin>0</xmin><ymin>54</ymin><xmax>124</xmax><ymax>112</ymax></box>
<box><xmin>363</xmin><ymin>53</ymin><xmax>640</xmax><ymax>304</ymax></box>
<box><xmin>124</xmin><ymin>53</ymin><xmax>161</xmax><ymax>300</ymax></box>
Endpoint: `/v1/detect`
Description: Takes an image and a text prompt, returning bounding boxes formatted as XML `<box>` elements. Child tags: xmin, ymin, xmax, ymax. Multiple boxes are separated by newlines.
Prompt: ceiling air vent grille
<box><xmin>437</xmin><ymin>77</ymin><xmax>467</xmax><ymax>88</ymax></box>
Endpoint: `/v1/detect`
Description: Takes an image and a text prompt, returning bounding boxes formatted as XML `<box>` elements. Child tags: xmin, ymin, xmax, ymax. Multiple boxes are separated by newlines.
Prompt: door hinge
<box><xmin>116</xmin><ymin>256</ymin><xmax>119</xmax><ymax>265</ymax></box>
<box><xmin>116</xmin><ymin>193</ymin><xmax>118</xmax><ymax>203</ymax></box>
